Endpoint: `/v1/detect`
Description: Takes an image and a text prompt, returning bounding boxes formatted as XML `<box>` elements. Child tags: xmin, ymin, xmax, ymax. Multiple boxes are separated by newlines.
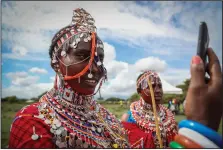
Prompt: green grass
<box><xmin>1</xmin><ymin>101</ymin><xmax>33</xmax><ymax>148</ymax></box>
<box><xmin>1</xmin><ymin>102</ymin><xmax>222</xmax><ymax>148</ymax></box>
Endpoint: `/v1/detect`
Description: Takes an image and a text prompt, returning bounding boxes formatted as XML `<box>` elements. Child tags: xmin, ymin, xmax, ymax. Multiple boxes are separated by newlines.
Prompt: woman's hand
<box><xmin>185</xmin><ymin>48</ymin><xmax>223</xmax><ymax>131</ymax></box>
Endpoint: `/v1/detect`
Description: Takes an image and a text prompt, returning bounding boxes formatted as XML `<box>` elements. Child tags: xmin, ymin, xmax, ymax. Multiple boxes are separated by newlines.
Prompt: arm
<box><xmin>8</xmin><ymin>115</ymin><xmax>55</xmax><ymax>149</ymax></box>
<box><xmin>121</xmin><ymin>113</ymin><xmax>129</xmax><ymax>122</ymax></box>
<box><xmin>170</xmin><ymin>48</ymin><xmax>223</xmax><ymax>148</ymax></box>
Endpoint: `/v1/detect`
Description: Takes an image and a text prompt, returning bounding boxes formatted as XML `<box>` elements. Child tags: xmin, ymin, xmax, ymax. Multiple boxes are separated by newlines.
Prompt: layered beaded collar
<box><xmin>130</xmin><ymin>98</ymin><xmax>177</xmax><ymax>148</ymax></box>
<box><xmin>37</xmin><ymin>77</ymin><xmax>129</xmax><ymax>148</ymax></box>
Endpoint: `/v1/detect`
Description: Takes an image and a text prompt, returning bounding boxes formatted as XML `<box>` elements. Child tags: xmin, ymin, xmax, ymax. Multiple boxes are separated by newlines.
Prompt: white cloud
<box><xmin>152</xmin><ymin>49</ymin><xmax>172</xmax><ymax>56</ymax></box>
<box><xmin>12</xmin><ymin>45</ymin><xmax>28</xmax><ymax>56</ymax></box>
<box><xmin>160</xmin><ymin>68</ymin><xmax>190</xmax><ymax>86</ymax></box>
<box><xmin>6</xmin><ymin>72</ymin><xmax>39</xmax><ymax>86</ymax></box>
<box><xmin>2</xmin><ymin>53</ymin><xmax>49</xmax><ymax>61</ymax></box>
<box><xmin>2</xmin><ymin>82</ymin><xmax>53</xmax><ymax>99</ymax></box>
<box><xmin>106</xmin><ymin>60</ymin><xmax>128</xmax><ymax>79</ymax></box>
<box><xmin>50</xmin><ymin>76</ymin><xmax>55</xmax><ymax>81</ymax></box>
<box><xmin>96</xmin><ymin>55</ymin><xmax>168</xmax><ymax>99</ymax></box>
<box><xmin>29</xmin><ymin>67</ymin><xmax>48</xmax><ymax>74</ymax></box>
<box><xmin>103</xmin><ymin>42</ymin><xmax>116</xmax><ymax>65</ymax></box>
<box><xmin>133</xmin><ymin>57</ymin><xmax>167</xmax><ymax>72</ymax></box>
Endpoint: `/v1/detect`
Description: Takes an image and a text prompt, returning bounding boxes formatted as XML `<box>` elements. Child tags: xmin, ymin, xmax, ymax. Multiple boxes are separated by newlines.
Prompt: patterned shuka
<box><xmin>122</xmin><ymin>71</ymin><xmax>178</xmax><ymax>148</ymax></box>
<box><xmin>9</xmin><ymin>8</ymin><xmax>130</xmax><ymax>149</ymax></box>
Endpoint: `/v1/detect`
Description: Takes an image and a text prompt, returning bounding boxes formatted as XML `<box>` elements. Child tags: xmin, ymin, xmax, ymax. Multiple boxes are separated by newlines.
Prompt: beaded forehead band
<box><xmin>50</xmin><ymin>8</ymin><xmax>106</xmax><ymax>81</ymax></box>
<box><xmin>136</xmin><ymin>70</ymin><xmax>162</xmax><ymax>89</ymax></box>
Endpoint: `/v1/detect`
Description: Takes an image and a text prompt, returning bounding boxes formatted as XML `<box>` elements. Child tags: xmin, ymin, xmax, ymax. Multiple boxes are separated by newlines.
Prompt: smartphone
<box><xmin>197</xmin><ymin>22</ymin><xmax>209</xmax><ymax>68</ymax></box>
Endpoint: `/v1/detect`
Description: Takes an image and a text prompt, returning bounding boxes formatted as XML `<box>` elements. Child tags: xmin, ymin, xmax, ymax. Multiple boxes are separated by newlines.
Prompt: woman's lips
<box><xmin>84</xmin><ymin>79</ymin><xmax>98</xmax><ymax>87</ymax></box>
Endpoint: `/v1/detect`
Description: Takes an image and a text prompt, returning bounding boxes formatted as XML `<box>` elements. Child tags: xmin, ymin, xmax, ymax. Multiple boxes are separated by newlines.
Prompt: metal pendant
<box><xmin>61</xmin><ymin>51</ymin><xmax>66</xmax><ymax>57</ymax></box>
<box><xmin>31</xmin><ymin>134</ymin><xmax>39</xmax><ymax>140</ymax></box>
<box><xmin>91</xmin><ymin>126</ymin><xmax>96</xmax><ymax>131</ymax></box>
<box><xmin>88</xmin><ymin>73</ymin><xmax>93</xmax><ymax>78</ymax></box>
<box><xmin>52</xmin><ymin>124</ymin><xmax>57</xmax><ymax>129</ymax></box>
<box><xmin>83</xmin><ymin>142</ymin><xmax>89</xmax><ymax>148</ymax></box>
<box><xmin>69</xmin><ymin>137</ymin><xmax>76</xmax><ymax>147</ymax></box>
<box><xmin>84</xmin><ymin>38</ymin><xmax>88</xmax><ymax>42</ymax></box>
<box><xmin>56</xmin><ymin>121</ymin><xmax>62</xmax><ymax>128</ymax></box>
<box><xmin>80</xmin><ymin>33</ymin><xmax>84</xmax><ymax>38</ymax></box>
<box><xmin>76</xmin><ymin>138</ymin><xmax>82</xmax><ymax>145</ymax></box>
<box><xmin>76</xmin><ymin>38</ymin><xmax>80</xmax><ymax>43</ymax></box>
<box><xmin>56</xmin><ymin>129</ymin><xmax>62</xmax><ymax>135</ymax></box>
<box><xmin>97</xmin><ymin>61</ymin><xmax>102</xmax><ymax>66</ymax></box>
<box><xmin>58</xmin><ymin>142</ymin><xmax>67</xmax><ymax>148</ymax></box>
<box><xmin>97</xmin><ymin>127</ymin><xmax>102</xmax><ymax>133</ymax></box>
<box><xmin>50</xmin><ymin>128</ymin><xmax>55</xmax><ymax>133</ymax></box>
<box><xmin>62</xmin><ymin>130</ymin><xmax>67</xmax><ymax>136</ymax></box>
<box><xmin>44</xmin><ymin>119</ymin><xmax>51</xmax><ymax>124</ymax></box>
<box><xmin>38</xmin><ymin>114</ymin><xmax>44</xmax><ymax>119</ymax></box>
<box><xmin>52</xmin><ymin>59</ymin><xmax>57</xmax><ymax>63</ymax></box>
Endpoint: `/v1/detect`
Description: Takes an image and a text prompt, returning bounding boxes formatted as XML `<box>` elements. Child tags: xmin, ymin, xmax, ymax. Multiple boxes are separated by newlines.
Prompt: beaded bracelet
<box><xmin>179</xmin><ymin>120</ymin><xmax>223</xmax><ymax>148</ymax></box>
<box><xmin>174</xmin><ymin>134</ymin><xmax>202</xmax><ymax>148</ymax></box>
<box><xmin>179</xmin><ymin>128</ymin><xmax>219</xmax><ymax>148</ymax></box>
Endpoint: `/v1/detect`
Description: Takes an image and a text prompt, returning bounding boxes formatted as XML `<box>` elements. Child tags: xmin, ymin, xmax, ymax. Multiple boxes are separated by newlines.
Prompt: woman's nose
<box><xmin>91</xmin><ymin>61</ymin><xmax>100</xmax><ymax>73</ymax></box>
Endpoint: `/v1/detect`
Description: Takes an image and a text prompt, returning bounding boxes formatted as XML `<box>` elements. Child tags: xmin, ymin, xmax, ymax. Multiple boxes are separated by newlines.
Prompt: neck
<box><xmin>51</xmin><ymin>75</ymin><xmax>94</xmax><ymax>106</ymax></box>
<box><xmin>140</xmin><ymin>97</ymin><xmax>160</xmax><ymax>111</ymax></box>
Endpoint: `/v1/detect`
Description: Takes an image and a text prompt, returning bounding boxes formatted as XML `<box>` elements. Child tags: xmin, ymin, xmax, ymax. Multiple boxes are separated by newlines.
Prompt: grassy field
<box><xmin>1</xmin><ymin>101</ymin><xmax>222</xmax><ymax>148</ymax></box>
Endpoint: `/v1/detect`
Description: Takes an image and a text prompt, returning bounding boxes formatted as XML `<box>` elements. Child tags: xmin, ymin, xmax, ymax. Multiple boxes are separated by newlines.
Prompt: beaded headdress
<box><xmin>136</xmin><ymin>70</ymin><xmax>162</xmax><ymax>90</ymax></box>
<box><xmin>50</xmin><ymin>8</ymin><xmax>107</xmax><ymax>81</ymax></box>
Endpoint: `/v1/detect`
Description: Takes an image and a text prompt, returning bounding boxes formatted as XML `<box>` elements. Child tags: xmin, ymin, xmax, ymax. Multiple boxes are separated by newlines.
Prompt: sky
<box><xmin>1</xmin><ymin>1</ymin><xmax>222</xmax><ymax>99</ymax></box>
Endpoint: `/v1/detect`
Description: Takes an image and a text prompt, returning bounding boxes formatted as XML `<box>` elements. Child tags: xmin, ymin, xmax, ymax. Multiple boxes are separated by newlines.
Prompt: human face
<box><xmin>138</xmin><ymin>74</ymin><xmax>163</xmax><ymax>105</ymax></box>
<box><xmin>58</xmin><ymin>39</ymin><xmax>105</xmax><ymax>95</ymax></box>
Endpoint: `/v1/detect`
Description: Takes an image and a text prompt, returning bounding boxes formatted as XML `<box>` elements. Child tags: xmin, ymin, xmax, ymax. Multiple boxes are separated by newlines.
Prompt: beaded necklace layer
<box><xmin>130</xmin><ymin>98</ymin><xmax>177</xmax><ymax>148</ymax></box>
<box><xmin>35</xmin><ymin>79</ymin><xmax>129</xmax><ymax>148</ymax></box>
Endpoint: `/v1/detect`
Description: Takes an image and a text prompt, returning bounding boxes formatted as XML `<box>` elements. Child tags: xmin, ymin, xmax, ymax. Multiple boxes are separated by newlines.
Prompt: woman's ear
<box><xmin>137</xmin><ymin>88</ymin><xmax>141</xmax><ymax>94</ymax></box>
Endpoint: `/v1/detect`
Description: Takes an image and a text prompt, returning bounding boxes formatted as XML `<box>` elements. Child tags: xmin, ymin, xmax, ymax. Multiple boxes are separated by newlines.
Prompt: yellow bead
<box><xmin>113</xmin><ymin>144</ymin><xmax>118</xmax><ymax>148</ymax></box>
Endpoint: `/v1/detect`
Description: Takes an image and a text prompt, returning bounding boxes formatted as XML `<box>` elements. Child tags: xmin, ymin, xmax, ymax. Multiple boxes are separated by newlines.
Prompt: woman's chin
<box><xmin>73</xmin><ymin>87</ymin><xmax>95</xmax><ymax>95</ymax></box>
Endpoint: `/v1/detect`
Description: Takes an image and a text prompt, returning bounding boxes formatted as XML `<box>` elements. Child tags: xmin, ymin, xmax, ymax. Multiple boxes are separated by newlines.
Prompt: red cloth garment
<box><xmin>122</xmin><ymin>122</ymin><xmax>155</xmax><ymax>148</ymax></box>
<box><xmin>8</xmin><ymin>103</ymin><xmax>55</xmax><ymax>149</ymax></box>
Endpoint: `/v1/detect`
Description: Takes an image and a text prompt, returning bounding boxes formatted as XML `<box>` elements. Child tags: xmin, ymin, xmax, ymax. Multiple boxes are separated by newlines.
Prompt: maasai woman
<box><xmin>121</xmin><ymin>70</ymin><xmax>178</xmax><ymax>148</ymax></box>
<box><xmin>8</xmin><ymin>7</ymin><xmax>223</xmax><ymax>149</ymax></box>
<box><xmin>8</xmin><ymin>8</ymin><xmax>129</xmax><ymax>149</ymax></box>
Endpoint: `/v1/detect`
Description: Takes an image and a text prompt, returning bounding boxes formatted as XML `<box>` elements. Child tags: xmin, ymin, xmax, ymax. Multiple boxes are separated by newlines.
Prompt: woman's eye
<box><xmin>76</xmin><ymin>54</ymin><xmax>90</xmax><ymax>59</ymax></box>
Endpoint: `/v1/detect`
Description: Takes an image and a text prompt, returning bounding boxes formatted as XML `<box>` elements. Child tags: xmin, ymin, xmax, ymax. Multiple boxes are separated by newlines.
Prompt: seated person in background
<box><xmin>121</xmin><ymin>70</ymin><xmax>178</xmax><ymax>148</ymax></box>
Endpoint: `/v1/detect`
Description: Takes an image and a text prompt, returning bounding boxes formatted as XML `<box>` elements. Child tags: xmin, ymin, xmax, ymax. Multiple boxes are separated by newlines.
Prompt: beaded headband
<box><xmin>136</xmin><ymin>70</ymin><xmax>162</xmax><ymax>89</ymax></box>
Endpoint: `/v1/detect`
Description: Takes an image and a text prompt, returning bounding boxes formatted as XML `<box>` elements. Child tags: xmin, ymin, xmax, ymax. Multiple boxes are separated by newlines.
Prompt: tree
<box><xmin>6</xmin><ymin>96</ymin><xmax>18</xmax><ymax>103</ymax></box>
<box><xmin>128</xmin><ymin>93</ymin><xmax>140</xmax><ymax>103</ymax></box>
<box><xmin>37</xmin><ymin>91</ymin><xmax>48</xmax><ymax>100</ymax></box>
<box><xmin>176</xmin><ymin>79</ymin><xmax>190</xmax><ymax>102</ymax></box>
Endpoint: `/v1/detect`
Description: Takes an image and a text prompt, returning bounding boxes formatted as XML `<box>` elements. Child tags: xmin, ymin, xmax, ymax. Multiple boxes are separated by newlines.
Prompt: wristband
<box><xmin>169</xmin><ymin>141</ymin><xmax>184</xmax><ymax>149</ymax></box>
<box><xmin>179</xmin><ymin>120</ymin><xmax>222</xmax><ymax>148</ymax></box>
<box><xmin>179</xmin><ymin>128</ymin><xmax>219</xmax><ymax>148</ymax></box>
<box><xmin>174</xmin><ymin>134</ymin><xmax>202</xmax><ymax>148</ymax></box>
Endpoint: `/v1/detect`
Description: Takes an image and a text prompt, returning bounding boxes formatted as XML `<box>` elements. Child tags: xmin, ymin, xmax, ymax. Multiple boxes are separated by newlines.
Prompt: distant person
<box><xmin>121</xmin><ymin>70</ymin><xmax>178</xmax><ymax>148</ymax></box>
<box><xmin>168</xmin><ymin>99</ymin><xmax>172</xmax><ymax>109</ymax></box>
<box><xmin>119</xmin><ymin>100</ymin><xmax>123</xmax><ymax>107</ymax></box>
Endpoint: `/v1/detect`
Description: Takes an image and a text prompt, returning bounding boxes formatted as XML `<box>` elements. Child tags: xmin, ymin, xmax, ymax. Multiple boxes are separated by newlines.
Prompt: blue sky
<box><xmin>1</xmin><ymin>1</ymin><xmax>222</xmax><ymax>99</ymax></box>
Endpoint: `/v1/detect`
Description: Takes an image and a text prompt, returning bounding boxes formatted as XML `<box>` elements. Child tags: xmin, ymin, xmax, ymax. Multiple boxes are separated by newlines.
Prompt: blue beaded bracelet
<box><xmin>179</xmin><ymin>120</ymin><xmax>223</xmax><ymax>148</ymax></box>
